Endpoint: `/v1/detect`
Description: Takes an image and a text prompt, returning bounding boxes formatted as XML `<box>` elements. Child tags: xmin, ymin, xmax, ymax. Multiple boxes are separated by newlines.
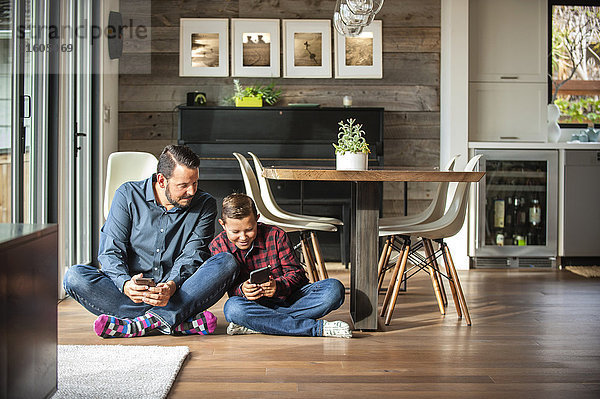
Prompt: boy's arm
<box><xmin>272</xmin><ymin>230</ymin><xmax>309</xmax><ymax>298</ymax></box>
<box><xmin>210</xmin><ymin>233</ymin><xmax>245</xmax><ymax>297</ymax></box>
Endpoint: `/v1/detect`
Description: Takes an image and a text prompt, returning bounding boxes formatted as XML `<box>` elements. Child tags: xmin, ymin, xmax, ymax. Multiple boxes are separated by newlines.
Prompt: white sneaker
<box><xmin>226</xmin><ymin>322</ymin><xmax>260</xmax><ymax>335</ymax></box>
<box><xmin>323</xmin><ymin>320</ymin><xmax>352</xmax><ymax>338</ymax></box>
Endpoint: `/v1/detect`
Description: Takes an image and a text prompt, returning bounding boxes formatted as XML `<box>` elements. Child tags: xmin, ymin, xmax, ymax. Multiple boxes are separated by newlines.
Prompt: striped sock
<box><xmin>93</xmin><ymin>313</ymin><xmax>161</xmax><ymax>338</ymax></box>
<box><xmin>173</xmin><ymin>311</ymin><xmax>217</xmax><ymax>335</ymax></box>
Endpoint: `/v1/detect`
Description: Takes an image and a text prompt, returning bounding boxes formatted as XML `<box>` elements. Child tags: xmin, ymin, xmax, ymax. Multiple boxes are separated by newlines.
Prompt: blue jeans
<box><xmin>63</xmin><ymin>252</ymin><xmax>238</xmax><ymax>333</ymax></box>
<box><xmin>223</xmin><ymin>278</ymin><xmax>345</xmax><ymax>337</ymax></box>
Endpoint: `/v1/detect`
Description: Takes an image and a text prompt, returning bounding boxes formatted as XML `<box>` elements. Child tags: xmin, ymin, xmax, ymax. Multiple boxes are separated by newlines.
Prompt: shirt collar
<box><xmin>144</xmin><ymin>174</ymin><xmax>157</xmax><ymax>203</ymax></box>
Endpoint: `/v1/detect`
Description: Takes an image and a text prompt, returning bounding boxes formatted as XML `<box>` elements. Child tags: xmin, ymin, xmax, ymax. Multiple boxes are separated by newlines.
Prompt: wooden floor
<box><xmin>58</xmin><ymin>268</ymin><xmax>600</xmax><ymax>398</ymax></box>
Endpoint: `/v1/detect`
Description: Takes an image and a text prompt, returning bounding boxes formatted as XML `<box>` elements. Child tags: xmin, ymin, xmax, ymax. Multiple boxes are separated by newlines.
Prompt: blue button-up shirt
<box><xmin>98</xmin><ymin>174</ymin><xmax>217</xmax><ymax>292</ymax></box>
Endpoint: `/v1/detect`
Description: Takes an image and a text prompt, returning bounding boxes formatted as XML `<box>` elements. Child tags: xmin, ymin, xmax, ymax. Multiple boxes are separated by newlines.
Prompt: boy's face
<box><xmin>219</xmin><ymin>214</ymin><xmax>258</xmax><ymax>250</ymax></box>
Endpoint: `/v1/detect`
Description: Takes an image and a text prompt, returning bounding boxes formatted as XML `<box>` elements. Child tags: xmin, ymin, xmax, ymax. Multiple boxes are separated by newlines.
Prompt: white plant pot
<box><xmin>336</xmin><ymin>152</ymin><xmax>368</xmax><ymax>171</ymax></box>
<box><xmin>547</xmin><ymin>103</ymin><xmax>561</xmax><ymax>143</ymax></box>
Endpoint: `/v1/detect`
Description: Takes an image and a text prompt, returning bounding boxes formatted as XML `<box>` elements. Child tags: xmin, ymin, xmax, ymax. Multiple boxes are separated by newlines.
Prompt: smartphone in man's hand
<box><xmin>133</xmin><ymin>277</ymin><xmax>156</xmax><ymax>287</ymax></box>
<box><xmin>249</xmin><ymin>265</ymin><xmax>271</xmax><ymax>284</ymax></box>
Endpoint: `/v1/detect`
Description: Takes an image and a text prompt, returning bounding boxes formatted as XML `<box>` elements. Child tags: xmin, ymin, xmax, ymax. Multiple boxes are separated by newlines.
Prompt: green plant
<box><xmin>555</xmin><ymin>96</ymin><xmax>600</xmax><ymax>123</ymax></box>
<box><xmin>333</xmin><ymin>118</ymin><xmax>370</xmax><ymax>155</ymax></box>
<box><xmin>230</xmin><ymin>79</ymin><xmax>281</xmax><ymax>105</ymax></box>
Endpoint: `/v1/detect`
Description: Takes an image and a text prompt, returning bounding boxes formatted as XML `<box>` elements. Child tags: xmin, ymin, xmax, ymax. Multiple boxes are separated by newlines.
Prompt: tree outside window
<box><xmin>551</xmin><ymin>5</ymin><xmax>600</xmax><ymax>124</ymax></box>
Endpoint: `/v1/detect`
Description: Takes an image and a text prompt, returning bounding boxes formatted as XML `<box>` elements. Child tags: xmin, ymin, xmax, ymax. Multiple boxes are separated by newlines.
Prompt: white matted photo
<box><xmin>334</xmin><ymin>20</ymin><xmax>382</xmax><ymax>79</ymax></box>
<box><xmin>282</xmin><ymin>19</ymin><xmax>331</xmax><ymax>78</ymax></box>
<box><xmin>231</xmin><ymin>19</ymin><xmax>280</xmax><ymax>77</ymax></box>
<box><xmin>179</xmin><ymin>18</ymin><xmax>229</xmax><ymax>77</ymax></box>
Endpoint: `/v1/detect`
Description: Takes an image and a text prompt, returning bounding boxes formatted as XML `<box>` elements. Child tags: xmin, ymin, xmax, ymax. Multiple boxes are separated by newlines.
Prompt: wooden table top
<box><xmin>262</xmin><ymin>167</ymin><xmax>485</xmax><ymax>182</ymax></box>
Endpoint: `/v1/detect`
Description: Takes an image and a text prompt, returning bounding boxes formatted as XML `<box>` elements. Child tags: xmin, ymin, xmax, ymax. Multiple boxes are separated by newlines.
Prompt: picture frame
<box><xmin>179</xmin><ymin>18</ymin><xmax>229</xmax><ymax>77</ymax></box>
<box><xmin>282</xmin><ymin>19</ymin><xmax>332</xmax><ymax>78</ymax></box>
<box><xmin>334</xmin><ymin>20</ymin><xmax>383</xmax><ymax>79</ymax></box>
<box><xmin>231</xmin><ymin>19</ymin><xmax>280</xmax><ymax>77</ymax></box>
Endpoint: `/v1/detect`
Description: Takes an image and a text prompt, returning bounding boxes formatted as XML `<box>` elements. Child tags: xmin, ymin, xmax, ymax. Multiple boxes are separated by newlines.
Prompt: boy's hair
<box><xmin>221</xmin><ymin>193</ymin><xmax>258</xmax><ymax>221</ymax></box>
<box><xmin>157</xmin><ymin>145</ymin><xmax>200</xmax><ymax>179</ymax></box>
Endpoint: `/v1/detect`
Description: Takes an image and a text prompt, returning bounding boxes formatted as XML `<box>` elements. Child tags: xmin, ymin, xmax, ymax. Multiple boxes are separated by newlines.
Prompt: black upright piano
<box><xmin>178</xmin><ymin>106</ymin><xmax>384</xmax><ymax>262</ymax></box>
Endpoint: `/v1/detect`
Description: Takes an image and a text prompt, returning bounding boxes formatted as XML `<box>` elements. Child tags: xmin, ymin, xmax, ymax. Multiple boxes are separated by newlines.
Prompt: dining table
<box><xmin>262</xmin><ymin>166</ymin><xmax>485</xmax><ymax>330</ymax></box>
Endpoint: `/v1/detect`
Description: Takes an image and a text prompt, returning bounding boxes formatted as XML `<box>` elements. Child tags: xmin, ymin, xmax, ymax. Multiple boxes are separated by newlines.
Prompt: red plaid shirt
<box><xmin>209</xmin><ymin>222</ymin><xmax>309</xmax><ymax>300</ymax></box>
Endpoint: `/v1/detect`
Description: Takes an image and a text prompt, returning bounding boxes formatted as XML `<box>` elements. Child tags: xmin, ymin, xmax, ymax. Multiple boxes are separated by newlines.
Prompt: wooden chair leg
<box><xmin>310</xmin><ymin>231</ymin><xmax>328</xmax><ymax>280</ymax></box>
<box><xmin>384</xmin><ymin>240</ymin><xmax>411</xmax><ymax>325</ymax></box>
<box><xmin>438</xmin><ymin>241</ymin><xmax>462</xmax><ymax>318</ymax></box>
<box><xmin>300</xmin><ymin>235</ymin><xmax>318</xmax><ymax>283</ymax></box>
<box><xmin>425</xmin><ymin>239</ymin><xmax>448</xmax><ymax>308</ymax></box>
<box><xmin>423</xmin><ymin>239</ymin><xmax>445</xmax><ymax>315</ymax></box>
<box><xmin>442</xmin><ymin>242</ymin><xmax>472</xmax><ymax>326</ymax></box>
<box><xmin>380</xmin><ymin>242</ymin><xmax>405</xmax><ymax>317</ymax></box>
<box><xmin>377</xmin><ymin>236</ymin><xmax>394</xmax><ymax>292</ymax></box>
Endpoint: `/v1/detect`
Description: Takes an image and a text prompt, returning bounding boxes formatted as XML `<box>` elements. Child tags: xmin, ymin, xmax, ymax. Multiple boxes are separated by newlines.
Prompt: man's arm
<box><xmin>166</xmin><ymin>195</ymin><xmax>217</xmax><ymax>288</ymax></box>
<box><xmin>98</xmin><ymin>186</ymin><xmax>133</xmax><ymax>293</ymax></box>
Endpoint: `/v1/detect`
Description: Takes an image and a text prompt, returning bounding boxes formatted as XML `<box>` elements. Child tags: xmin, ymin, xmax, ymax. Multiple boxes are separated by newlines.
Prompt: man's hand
<box><xmin>123</xmin><ymin>273</ymin><xmax>151</xmax><ymax>303</ymax></box>
<box><xmin>259</xmin><ymin>277</ymin><xmax>276</xmax><ymax>298</ymax></box>
<box><xmin>143</xmin><ymin>281</ymin><xmax>177</xmax><ymax>307</ymax></box>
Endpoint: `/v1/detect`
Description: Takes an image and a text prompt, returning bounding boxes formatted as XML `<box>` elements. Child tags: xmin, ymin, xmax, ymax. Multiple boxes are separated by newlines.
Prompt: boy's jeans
<box><xmin>223</xmin><ymin>278</ymin><xmax>346</xmax><ymax>336</ymax></box>
<box><xmin>63</xmin><ymin>252</ymin><xmax>238</xmax><ymax>333</ymax></box>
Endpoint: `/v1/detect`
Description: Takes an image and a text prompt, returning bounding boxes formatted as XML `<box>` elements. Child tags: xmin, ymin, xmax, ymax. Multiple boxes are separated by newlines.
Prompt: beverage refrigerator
<box><xmin>471</xmin><ymin>149</ymin><xmax>558</xmax><ymax>267</ymax></box>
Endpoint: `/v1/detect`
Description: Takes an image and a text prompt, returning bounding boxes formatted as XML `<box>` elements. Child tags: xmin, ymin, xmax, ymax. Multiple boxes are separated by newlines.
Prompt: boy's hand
<box><xmin>241</xmin><ymin>280</ymin><xmax>264</xmax><ymax>301</ymax></box>
<box><xmin>259</xmin><ymin>277</ymin><xmax>276</xmax><ymax>298</ymax></box>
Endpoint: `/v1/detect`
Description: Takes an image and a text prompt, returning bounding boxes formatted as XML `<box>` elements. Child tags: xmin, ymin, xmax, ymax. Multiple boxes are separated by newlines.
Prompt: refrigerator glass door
<box><xmin>475</xmin><ymin>149</ymin><xmax>558</xmax><ymax>257</ymax></box>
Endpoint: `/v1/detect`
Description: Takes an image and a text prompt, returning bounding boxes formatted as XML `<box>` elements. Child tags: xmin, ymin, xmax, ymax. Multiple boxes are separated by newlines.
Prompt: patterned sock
<box><xmin>93</xmin><ymin>313</ymin><xmax>161</xmax><ymax>338</ymax></box>
<box><xmin>173</xmin><ymin>311</ymin><xmax>217</xmax><ymax>335</ymax></box>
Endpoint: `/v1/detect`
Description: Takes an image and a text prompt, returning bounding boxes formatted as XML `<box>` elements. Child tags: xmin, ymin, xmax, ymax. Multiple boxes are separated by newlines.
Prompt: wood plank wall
<box><xmin>118</xmin><ymin>0</ymin><xmax>441</xmax><ymax>216</ymax></box>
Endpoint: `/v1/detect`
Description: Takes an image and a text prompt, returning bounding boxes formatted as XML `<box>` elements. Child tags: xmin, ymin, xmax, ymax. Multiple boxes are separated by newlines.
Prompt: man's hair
<box><xmin>157</xmin><ymin>145</ymin><xmax>200</xmax><ymax>179</ymax></box>
<box><xmin>221</xmin><ymin>193</ymin><xmax>258</xmax><ymax>221</ymax></box>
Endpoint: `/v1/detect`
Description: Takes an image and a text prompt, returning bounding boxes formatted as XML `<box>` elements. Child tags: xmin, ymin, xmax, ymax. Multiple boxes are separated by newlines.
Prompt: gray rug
<box><xmin>566</xmin><ymin>266</ymin><xmax>600</xmax><ymax>278</ymax></box>
<box><xmin>53</xmin><ymin>345</ymin><xmax>189</xmax><ymax>399</ymax></box>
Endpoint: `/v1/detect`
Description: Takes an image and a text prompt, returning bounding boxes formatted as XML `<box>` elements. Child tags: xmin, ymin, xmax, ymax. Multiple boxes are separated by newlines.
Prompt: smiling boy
<box><xmin>209</xmin><ymin>193</ymin><xmax>352</xmax><ymax>338</ymax></box>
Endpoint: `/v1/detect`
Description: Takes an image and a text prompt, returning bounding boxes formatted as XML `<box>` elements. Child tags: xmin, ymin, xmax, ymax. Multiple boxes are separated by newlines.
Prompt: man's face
<box><xmin>219</xmin><ymin>214</ymin><xmax>258</xmax><ymax>250</ymax></box>
<box><xmin>162</xmin><ymin>164</ymin><xmax>199</xmax><ymax>209</ymax></box>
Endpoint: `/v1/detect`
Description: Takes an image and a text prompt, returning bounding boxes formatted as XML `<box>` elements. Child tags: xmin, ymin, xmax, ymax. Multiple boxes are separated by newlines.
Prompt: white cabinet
<box><xmin>469</xmin><ymin>0</ymin><xmax>547</xmax><ymax>82</ymax></box>
<box><xmin>469</xmin><ymin>82</ymin><xmax>547</xmax><ymax>142</ymax></box>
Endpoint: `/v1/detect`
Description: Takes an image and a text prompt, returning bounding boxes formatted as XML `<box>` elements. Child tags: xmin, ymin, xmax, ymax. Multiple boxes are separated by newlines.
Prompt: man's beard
<box><xmin>165</xmin><ymin>183</ymin><xmax>193</xmax><ymax>210</ymax></box>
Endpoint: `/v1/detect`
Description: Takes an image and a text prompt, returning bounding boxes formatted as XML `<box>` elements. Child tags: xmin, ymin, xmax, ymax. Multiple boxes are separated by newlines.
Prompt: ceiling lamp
<box><xmin>334</xmin><ymin>0</ymin><xmax>384</xmax><ymax>37</ymax></box>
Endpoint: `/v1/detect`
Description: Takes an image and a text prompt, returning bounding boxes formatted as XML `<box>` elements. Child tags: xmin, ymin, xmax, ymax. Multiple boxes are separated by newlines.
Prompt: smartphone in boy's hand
<box><xmin>249</xmin><ymin>265</ymin><xmax>271</xmax><ymax>284</ymax></box>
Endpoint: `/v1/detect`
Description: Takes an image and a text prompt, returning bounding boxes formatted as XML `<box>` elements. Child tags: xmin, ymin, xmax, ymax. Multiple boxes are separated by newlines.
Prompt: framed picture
<box><xmin>334</xmin><ymin>20</ymin><xmax>383</xmax><ymax>79</ymax></box>
<box><xmin>179</xmin><ymin>18</ymin><xmax>229</xmax><ymax>77</ymax></box>
<box><xmin>231</xmin><ymin>19</ymin><xmax>280</xmax><ymax>77</ymax></box>
<box><xmin>282</xmin><ymin>19</ymin><xmax>332</xmax><ymax>78</ymax></box>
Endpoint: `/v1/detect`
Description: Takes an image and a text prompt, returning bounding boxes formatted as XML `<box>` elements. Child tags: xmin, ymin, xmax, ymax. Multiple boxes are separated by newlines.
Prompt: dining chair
<box><xmin>378</xmin><ymin>154</ymin><xmax>483</xmax><ymax>326</ymax></box>
<box><xmin>104</xmin><ymin>151</ymin><xmax>158</xmax><ymax>220</ymax></box>
<box><xmin>377</xmin><ymin>155</ymin><xmax>459</xmax><ymax>293</ymax></box>
<box><xmin>248</xmin><ymin>151</ymin><xmax>345</xmax><ymax>278</ymax></box>
<box><xmin>232</xmin><ymin>152</ymin><xmax>337</xmax><ymax>282</ymax></box>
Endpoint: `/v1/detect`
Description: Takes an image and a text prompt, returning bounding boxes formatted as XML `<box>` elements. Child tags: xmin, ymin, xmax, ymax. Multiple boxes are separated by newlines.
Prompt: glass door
<box><xmin>0</xmin><ymin>1</ymin><xmax>12</xmax><ymax>223</ymax></box>
<box><xmin>475</xmin><ymin>149</ymin><xmax>558</xmax><ymax>258</ymax></box>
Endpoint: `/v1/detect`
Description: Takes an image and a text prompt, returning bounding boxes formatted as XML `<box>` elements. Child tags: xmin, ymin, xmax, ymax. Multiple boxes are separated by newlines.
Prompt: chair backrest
<box><xmin>427</xmin><ymin>154</ymin><xmax>482</xmax><ymax>238</ymax></box>
<box><xmin>104</xmin><ymin>152</ymin><xmax>158</xmax><ymax>219</ymax></box>
<box><xmin>231</xmin><ymin>152</ymin><xmax>285</xmax><ymax>223</ymax></box>
<box><xmin>417</xmin><ymin>154</ymin><xmax>460</xmax><ymax>224</ymax></box>
<box><xmin>247</xmin><ymin>152</ymin><xmax>288</xmax><ymax>215</ymax></box>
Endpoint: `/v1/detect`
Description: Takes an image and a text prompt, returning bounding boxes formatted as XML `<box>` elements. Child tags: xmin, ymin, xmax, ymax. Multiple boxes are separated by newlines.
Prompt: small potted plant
<box><xmin>231</xmin><ymin>79</ymin><xmax>281</xmax><ymax>107</ymax></box>
<box><xmin>333</xmin><ymin>118</ymin><xmax>370</xmax><ymax>171</ymax></box>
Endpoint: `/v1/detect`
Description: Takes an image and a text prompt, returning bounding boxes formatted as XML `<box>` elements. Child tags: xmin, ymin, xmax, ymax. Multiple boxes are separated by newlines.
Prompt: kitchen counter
<box><xmin>469</xmin><ymin>141</ymin><xmax>600</xmax><ymax>149</ymax></box>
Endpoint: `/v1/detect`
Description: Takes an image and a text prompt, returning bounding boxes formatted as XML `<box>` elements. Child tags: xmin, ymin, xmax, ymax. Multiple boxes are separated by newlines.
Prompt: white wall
<box><xmin>441</xmin><ymin>0</ymin><xmax>470</xmax><ymax>270</ymax></box>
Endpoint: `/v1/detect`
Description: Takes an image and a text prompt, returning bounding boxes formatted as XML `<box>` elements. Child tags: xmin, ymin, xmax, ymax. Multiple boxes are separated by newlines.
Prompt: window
<box><xmin>549</xmin><ymin>1</ymin><xmax>600</xmax><ymax>124</ymax></box>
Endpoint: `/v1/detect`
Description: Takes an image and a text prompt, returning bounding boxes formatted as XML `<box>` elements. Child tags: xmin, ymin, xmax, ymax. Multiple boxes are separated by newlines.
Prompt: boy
<box><xmin>209</xmin><ymin>193</ymin><xmax>352</xmax><ymax>338</ymax></box>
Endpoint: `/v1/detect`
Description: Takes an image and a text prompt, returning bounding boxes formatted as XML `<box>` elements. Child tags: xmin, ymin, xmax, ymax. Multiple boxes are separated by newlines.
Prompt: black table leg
<box><xmin>350</xmin><ymin>181</ymin><xmax>379</xmax><ymax>331</ymax></box>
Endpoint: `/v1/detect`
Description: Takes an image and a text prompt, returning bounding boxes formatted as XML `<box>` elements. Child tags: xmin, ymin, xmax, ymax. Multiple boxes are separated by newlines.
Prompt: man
<box><xmin>209</xmin><ymin>193</ymin><xmax>352</xmax><ymax>338</ymax></box>
<box><xmin>63</xmin><ymin>145</ymin><xmax>238</xmax><ymax>338</ymax></box>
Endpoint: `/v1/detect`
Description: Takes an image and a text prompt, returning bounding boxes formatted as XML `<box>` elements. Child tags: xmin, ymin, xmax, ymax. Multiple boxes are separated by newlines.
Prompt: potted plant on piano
<box><xmin>333</xmin><ymin>118</ymin><xmax>370</xmax><ymax>171</ymax></box>
<box><xmin>231</xmin><ymin>79</ymin><xmax>281</xmax><ymax>107</ymax></box>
